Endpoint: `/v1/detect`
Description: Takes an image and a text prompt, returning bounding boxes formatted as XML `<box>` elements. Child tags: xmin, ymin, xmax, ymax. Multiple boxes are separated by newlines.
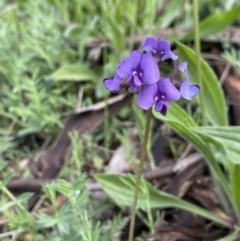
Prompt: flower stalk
<box><xmin>193</xmin><ymin>0</ymin><xmax>206</xmax><ymax>125</ymax></box>
<box><xmin>128</xmin><ymin>108</ymin><xmax>152</xmax><ymax>241</ymax></box>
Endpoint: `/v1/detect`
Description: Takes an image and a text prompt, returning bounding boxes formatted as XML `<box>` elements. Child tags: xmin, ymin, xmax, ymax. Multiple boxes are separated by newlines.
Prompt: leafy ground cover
<box><xmin>1</xmin><ymin>0</ymin><xmax>240</xmax><ymax>240</ymax></box>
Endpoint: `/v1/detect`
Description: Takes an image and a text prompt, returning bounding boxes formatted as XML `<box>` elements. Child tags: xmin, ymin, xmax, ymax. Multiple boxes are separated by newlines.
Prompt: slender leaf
<box><xmin>193</xmin><ymin>126</ymin><xmax>240</xmax><ymax>163</ymax></box>
<box><xmin>95</xmin><ymin>173</ymin><xmax>230</xmax><ymax>227</ymax></box>
<box><xmin>177</xmin><ymin>43</ymin><xmax>228</xmax><ymax>126</ymax></box>
<box><xmin>215</xmin><ymin>230</ymin><xmax>240</xmax><ymax>241</ymax></box>
<box><xmin>153</xmin><ymin>105</ymin><xmax>230</xmax><ymax>196</ymax></box>
<box><xmin>157</xmin><ymin>0</ymin><xmax>186</xmax><ymax>28</ymax></box>
<box><xmin>232</xmin><ymin>164</ymin><xmax>240</xmax><ymax>216</ymax></box>
<box><xmin>53</xmin><ymin>64</ymin><xmax>97</xmax><ymax>82</ymax></box>
<box><xmin>159</xmin><ymin>102</ymin><xmax>197</xmax><ymax>128</ymax></box>
<box><xmin>184</xmin><ymin>6</ymin><xmax>240</xmax><ymax>39</ymax></box>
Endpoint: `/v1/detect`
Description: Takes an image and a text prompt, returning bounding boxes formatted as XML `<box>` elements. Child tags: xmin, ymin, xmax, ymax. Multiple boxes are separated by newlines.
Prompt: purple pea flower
<box><xmin>178</xmin><ymin>61</ymin><xmax>199</xmax><ymax>100</ymax></box>
<box><xmin>103</xmin><ymin>59</ymin><xmax>126</xmax><ymax>93</ymax></box>
<box><xmin>141</xmin><ymin>37</ymin><xmax>178</xmax><ymax>61</ymax></box>
<box><xmin>104</xmin><ymin>50</ymin><xmax>160</xmax><ymax>93</ymax></box>
<box><xmin>138</xmin><ymin>78</ymin><xmax>181</xmax><ymax>115</ymax></box>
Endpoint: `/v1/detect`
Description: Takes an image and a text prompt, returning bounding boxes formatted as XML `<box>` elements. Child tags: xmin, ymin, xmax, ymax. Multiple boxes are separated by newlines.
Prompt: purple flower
<box><xmin>178</xmin><ymin>61</ymin><xmax>199</xmax><ymax>100</ymax></box>
<box><xmin>138</xmin><ymin>78</ymin><xmax>181</xmax><ymax>115</ymax></box>
<box><xmin>141</xmin><ymin>37</ymin><xmax>178</xmax><ymax>61</ymax></box>
<box><xmin>104</xmin><ymin>50</ymin><xmax>160</xmax><ymax>93</ymax></box>
<box><xmin>103</xmin><ymin>59</ymin><xmax>126</xmax><ymax>93</ymax></box>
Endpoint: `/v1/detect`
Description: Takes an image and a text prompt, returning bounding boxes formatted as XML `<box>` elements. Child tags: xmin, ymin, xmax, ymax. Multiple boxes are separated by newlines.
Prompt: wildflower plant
<box><xmin>103</xmin><ymin>36</ymin><xmax>199</xmax><ymax>241</ymax></box>
<box><xmin>104</xmin><ymin>37</ymin><xmax>199</xmax><ymax>115</ymax></box>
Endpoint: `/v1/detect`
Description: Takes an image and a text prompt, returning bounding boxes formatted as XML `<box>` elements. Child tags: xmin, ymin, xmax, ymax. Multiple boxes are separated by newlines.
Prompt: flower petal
<box><xmin>155</xmin><ymin>100</ymin><xmax>163</xmax><ymax>112</ymax></box>
<box><xmin>141</xmin><ymin>37</ymin><xmax>158</xmax><ymax>54</ymax></box>
<box><xmin>103</xmin><ymin>74</ymin><xmax>122</xmax><ymax>93</ymax></box>
<box><xmin>158</xmin><ymin>40</ymin><xmax>178</xmax><ymax>61</ymax></box>
<box><xmin>178</xmin><ymin>61</ymin><xmax>188</xmax><ymax>73</ymax></box>
<box><xmin>133</xmin><ymin>75</ymin><xmax>142</xmax><ymax>86</ymax></box>
<box><xmin>129</xmin><ymin>76</ymin><xmax>141</xmax><ymax>92</ymax></box>
<box><xmin>157</xmin><ymin>78</ymin><xmax>181</xmax><ymax>101</ymax></box>
<box><xmin>160</xmin><ymin>102</ymin><xmax>170</xmax><ymax>116</ymax></box>
<box><xmin>155</xmin><ymin>100</ymin><xmax>170</xmax><ymax>115</ymax></box>
<box><xmin>117</xmin><ymin>51</ymin><xmax>141</xmax><ymax>78</ymax></box>
<box><xmin>137</xmin><ymin>83</ymin><xmax>158</xmax><ymax>110</ymax></box>
<box><xmin>140</xmin><ymin>54</ymin><xmax>160</xmax><ymax>84</ymax></box>
<box><xmin>117</xmin><ymin>58</ymin><xmax>127</xmax><ymax>69</ymax></box>
<box><xmin>180</xmin><ymin>80</ymin><xmax>200</xmax><ymax>100</ymax></box>
<box><xmin>180</xmin><ymin>79</ymin><xmax>191</xmax><ymax>100</ymax></box>
<box><xmin>189</xmin><ymin>85</ymin><xmax>200</xmax><ymax>97</ymax></box>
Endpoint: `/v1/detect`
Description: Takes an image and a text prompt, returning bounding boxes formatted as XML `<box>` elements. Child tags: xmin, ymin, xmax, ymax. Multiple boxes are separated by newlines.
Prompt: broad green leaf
<box><xmin>95</xmin><ymin>173</ymin><xmax>230</xmax><ymax>227</ymax></box>
<box><xmin>53</xmin><ymin>64</ymin><xmax>97</xmax><ymax>82</ymax></box>
<box><xmin>193</xmin><ymin>126</ymin><xmax>240</xmax><ymax>163</ymax></box>
<box><xmin>184</xmin><ymin>6</ymin><xmax>240</xmax><ymax>39</ymax></box>
<box><xmin>177</xmin><ymin>43</ymin><xmax>228</xmax><ymax>126</ymax></box>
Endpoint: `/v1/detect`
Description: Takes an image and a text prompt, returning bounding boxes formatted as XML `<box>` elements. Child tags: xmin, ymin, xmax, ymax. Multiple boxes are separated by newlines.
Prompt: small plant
<box><xmin>103</xmin><ymin>36</ymin><xmax>199</xmax><ymax>241</ymax></box>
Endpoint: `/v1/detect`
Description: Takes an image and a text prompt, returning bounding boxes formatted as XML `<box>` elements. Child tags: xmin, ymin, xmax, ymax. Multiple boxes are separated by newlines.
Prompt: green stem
<box><xmin>0</xmin><ymin>181</ymin><xmax>25</xmax><ymax>211</ymax></box>
<box><xmin>128</xmin><ymin>108</ymin><xmax>152</xmax><ymax>241</ymax></box>
<box><xmin>193</xmin><ymin>0</ymin><xmax>206</xmax><ymax>125</ymax></box>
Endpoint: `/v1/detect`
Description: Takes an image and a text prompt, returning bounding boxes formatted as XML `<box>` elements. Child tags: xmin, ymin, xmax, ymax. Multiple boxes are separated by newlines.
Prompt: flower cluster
<box><xmin>103</xmin><ymin>37</ymin><xmax>199</xmax><ymax>115</ymax></box>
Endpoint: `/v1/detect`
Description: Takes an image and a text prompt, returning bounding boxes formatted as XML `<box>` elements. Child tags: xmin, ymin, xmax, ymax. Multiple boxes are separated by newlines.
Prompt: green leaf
<box><xmin>184</xmin><ymin>6</ymin><xmax>240</xmax><ymax>39</ymax></box>
<box><xmin>177</xmin><ymin>43</ymin><xmax>228</xmax><ymax>126</ymax></box>
<box><xmin>0</xmin><ymin>201</ymin><xmax>16</xmax><ymax>212</ymax></box>
<box><xmin>193</xmin><ymin>126</ymin><xmax>240</xmax><ymax>163</ymax></box>
<box><xmin>159</xmin><ymin>102</ymin><xmax>197</xmax><ymax>128</ymax></box>
<box><xmin>215</xmin><ymin>229</ymin><xmax>240</xmax><ymax>241</ymax></box>
<box><xmin>0</xmin><ymin>162</ymin><xmax>7</xmax><ymax>171</ymax></box>
<box><xmin>232</xmin><ymin>164</ymin><xmax>240</xmax><ymax>215</ymax></box>
<box><xmin>95</xmin><ymin>173</ymin><xmax>230</xmax><ymax>227</ymax></box>
<box><xmin>36</xmin><ymin>213</ymin><xmax>59</xmax><ymax>228</ymax></box>
<box><xmin>2</xmin><ymin>172</ymin><xmax>13</xmax><ymax>186</ymax></box>
<box><xmin>18</xmin><ymin>192</ymin><xmax>34</xmax><ymax>204</ymax></box>
<box><xmin>154</xmin><ymin>104</ymin><xmax>209</xmax><ymax>156</ymax></box>
<box><xmin>157</xmin><ymin>0</ymin><xmax>186</xmax><ymax>28</ymax></box>
<box><xmin>153</xmin><ymin>106</ymin><xmax>230</xmax><ymax>196</ymax></box>
<box><xmin>53</xmin><ymin>64</ymin><xmax>97</xmax><ymax>82</ymax></box>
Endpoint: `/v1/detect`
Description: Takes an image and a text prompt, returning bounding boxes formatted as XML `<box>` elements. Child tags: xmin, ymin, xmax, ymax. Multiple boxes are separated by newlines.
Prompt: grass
<box><xmin>0</xmin><ymin>0</ymin><xmax>240</xmax><ymax>240</ymax></box>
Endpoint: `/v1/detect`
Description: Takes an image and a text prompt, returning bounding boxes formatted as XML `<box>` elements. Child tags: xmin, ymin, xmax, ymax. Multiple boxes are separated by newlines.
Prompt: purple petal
<box><xmin>160</xmin><ymin>102</ymin><xmax>170</xmax><ymax>116</ymax></box>
<box><xmin>158</xmin><ymin>40</ymin><xmax>178</xmax><ymax>61</ymax></box>
<box><xmin>117</xmin><ymin>59</ymin><xmax>127</xmax><ymax>69</ymax></box>
<box><xmin>103</xmin><ymin>74</ymin><xmax>122</xmax><ymax>93</ymax></box>
<box><xmin>133</xmin><ymin>75</ymin><xmax>142</xmax><ymax>86</ymax></box>
<box><xmin>178</xmin><ymin>61</ymin><xmax>188</xmax><ymax>73</ymax></box>
<box><xmin>180</xmin><ymin>79</ymin><xmax>200</xmax><ymax>100</ymax></box>
<box><xmin>129</xmin><ymin>78</ymin><xmax>140</xmax><ymax>92</ymax></box>
<box><xmin>117</xmin><ymin>51</ymin><xmax>141</xmax><ymax>78</ymax></box>
<box><xmin>128</xmin><ymin>51</ymin><xmax>142</xmax><ymax>69</ymax></box>
<box><xmin>180</xmin><ymin>79</ymin><xmax>192</xmax><ymax>100</ymax></box>
<box><xmin>155</xmin><ymin>100</ymin><xmax>170</xmax><ymax>115</ymax></box>
<box><xmin>140</xmin><ymin>54</ymin><xmax>160</xmax><ymax>84</ymax></box>
<box><xmin>189</xmin><ymin>85</ymin><xmax>200</xmax><ymax>97</ymax></box>
<box><xmin>141</xmin><ymin>37</ymin><xmax>158</xmax><ymax>54</ymax></box>
<box><xmin>157</xmin><ymin>78</ymin><xmax>181</xmax><ymax>101</ymax></box>
<box><xmin>137</xmin><ymin>83</ymin><xmax>158</xmax><ymax>110</ymax></box>
<box><xmin>155</xmin><ymin>100</ymin><xmax>163</xmax><ymax>112</ymax></box>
